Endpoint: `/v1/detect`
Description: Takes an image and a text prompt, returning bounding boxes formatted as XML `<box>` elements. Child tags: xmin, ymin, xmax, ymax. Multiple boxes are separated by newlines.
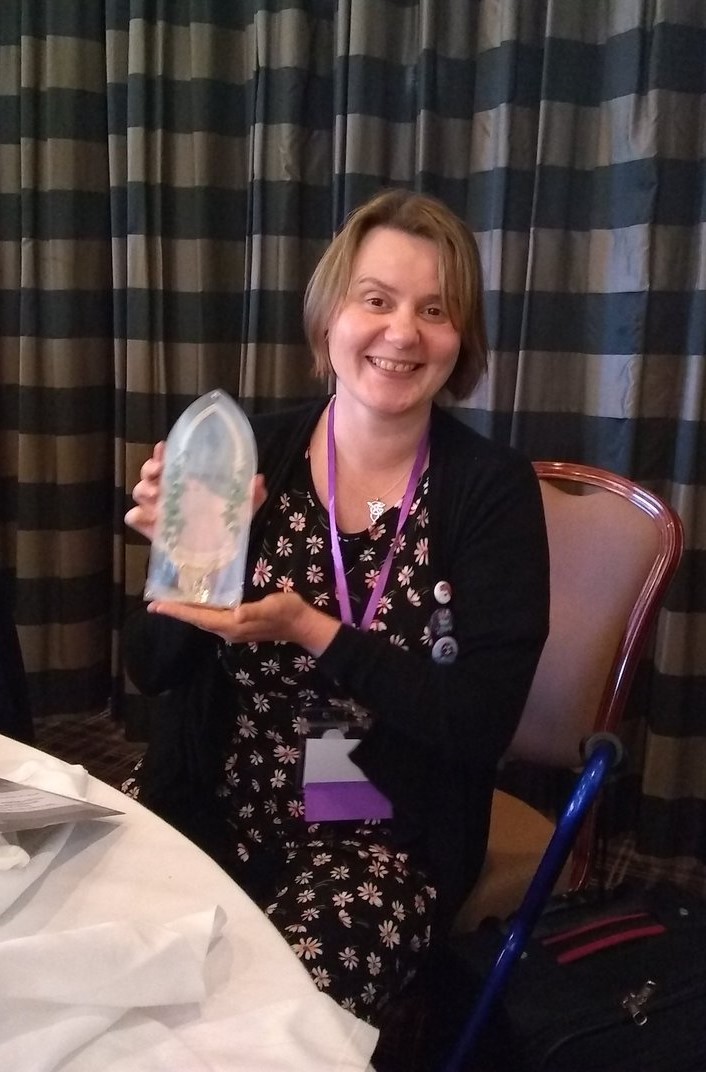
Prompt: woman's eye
<box><xmin>424</xmin><ymin>305</ymin><xmax>444</xmax><ymax>318</ymax></box>
<box><xmin>365</xmin><ymin>296</ymin><xmax>386</xmax><ymax>308</ymax></box>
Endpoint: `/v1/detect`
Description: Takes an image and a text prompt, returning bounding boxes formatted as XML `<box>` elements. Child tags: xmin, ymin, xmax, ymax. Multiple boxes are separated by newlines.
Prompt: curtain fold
<box><xmin>0</xmin><ymin>0</ymin><xmax>704</xmax><ymax>888</ymax></box>
<box><xmin>1</xmin><ymin>2</ymin><xmax>114</xmax><ymax>718</ymax></box>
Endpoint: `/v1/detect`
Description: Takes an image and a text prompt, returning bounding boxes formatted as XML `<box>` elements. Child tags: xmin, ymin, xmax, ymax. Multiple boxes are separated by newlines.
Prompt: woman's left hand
<box><xmin>146</xmin><ymin>592</ymin><xmax>341</xmax><ymax>657</ymax></box>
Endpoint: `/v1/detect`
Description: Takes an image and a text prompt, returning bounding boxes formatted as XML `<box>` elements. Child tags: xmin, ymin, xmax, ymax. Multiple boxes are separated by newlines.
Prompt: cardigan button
<box><xmin>433</xmin><ymin>580</ymin><xmax>452</xmax><ymax>604</ymax></box>
<box><xmin>432</xmin><ymin>636</ymin><xmax>458</xmax><ymax>664</ymax></box>
<box><xmin>430</xmin><ymin>608</ymin><xmax>454</xmax><ymax>637</ymax></box>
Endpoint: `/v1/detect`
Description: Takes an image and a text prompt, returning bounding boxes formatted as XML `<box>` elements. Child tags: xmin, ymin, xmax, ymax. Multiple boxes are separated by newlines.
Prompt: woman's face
<box><xmin>326</xmin><ymin>226</ymin><xmax>461</xmax><ymax>420</ymax></box>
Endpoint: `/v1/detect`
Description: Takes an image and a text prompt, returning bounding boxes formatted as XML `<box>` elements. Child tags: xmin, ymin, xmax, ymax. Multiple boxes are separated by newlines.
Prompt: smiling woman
<box><xmin>326</xmin><ymin>227</ymin><xmax>461</xmax><ymax>421</ymax></box>
<box><xmin>121</xmin><ymin>189</ymin><xmax>550</xmax><ymax>1029</ymax></box>
<box><xmin>304</xmin><ymin>189</ymin><xmax>487</xmax><ymax>401</ymax></box>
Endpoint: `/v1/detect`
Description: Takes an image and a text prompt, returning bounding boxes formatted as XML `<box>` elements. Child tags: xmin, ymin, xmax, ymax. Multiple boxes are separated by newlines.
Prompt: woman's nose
<box><xmin>384</xmin><ymin>306</ymin><xmax>418</xmax><ymax>348</ymax></box>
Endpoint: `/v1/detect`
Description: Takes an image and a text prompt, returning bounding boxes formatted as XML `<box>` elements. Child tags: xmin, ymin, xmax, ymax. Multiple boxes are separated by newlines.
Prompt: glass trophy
<box><xmin>144</xmin><ymin>389</ymin><xmax>257</xmax><ymax>607</ymax></box>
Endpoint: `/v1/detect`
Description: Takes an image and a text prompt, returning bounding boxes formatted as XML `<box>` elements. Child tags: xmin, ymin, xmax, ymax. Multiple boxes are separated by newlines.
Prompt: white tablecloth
<box><xmin>0</xmin><ymin>734</ymin><xmax>378</xmax><ymax>1071</ymax></box>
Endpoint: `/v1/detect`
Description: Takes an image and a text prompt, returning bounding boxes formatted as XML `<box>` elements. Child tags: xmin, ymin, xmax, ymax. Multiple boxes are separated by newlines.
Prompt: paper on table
<box><xmin>0</xmin><ymin>751</ymin><xmax>119</xmax><ymax>914</ymax></box>
<box><xmin>0</xmin><ymin>778</ymin><xmax>122</xmax><ymax>834</ymax></box>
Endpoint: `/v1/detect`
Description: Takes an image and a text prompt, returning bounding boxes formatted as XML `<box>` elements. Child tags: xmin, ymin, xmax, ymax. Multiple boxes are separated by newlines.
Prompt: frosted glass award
<box><xmin>144</xmin><ymin>390</ymin><xmax>257</xmax><ymax>607</ymax></box>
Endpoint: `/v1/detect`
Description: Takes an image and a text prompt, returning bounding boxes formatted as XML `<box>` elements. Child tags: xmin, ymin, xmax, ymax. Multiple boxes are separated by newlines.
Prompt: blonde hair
<box><xmin>303</xmin><ymin>189</ymin><xmax>488</xmax><ymax>399</ymax></box>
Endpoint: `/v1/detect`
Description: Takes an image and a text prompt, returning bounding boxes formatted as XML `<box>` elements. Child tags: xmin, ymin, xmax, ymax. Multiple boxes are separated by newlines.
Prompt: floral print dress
<box><xmin>126</xmin><ymin>449</ymin><xmax>439</xmax><ymax>1024</ymax></box>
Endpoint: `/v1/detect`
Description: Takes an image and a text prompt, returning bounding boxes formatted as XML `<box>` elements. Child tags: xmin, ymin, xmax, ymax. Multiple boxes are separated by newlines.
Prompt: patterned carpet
<box><xmin>33</xmin><ymin>710</ymin><xmax>144</xmax><ymax>790</ymax></box>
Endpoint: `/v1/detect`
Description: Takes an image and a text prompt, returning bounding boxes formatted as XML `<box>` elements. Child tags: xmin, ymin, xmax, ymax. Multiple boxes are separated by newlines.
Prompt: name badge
<box><xmin>302</xmin><ymin>734</ymin><xmax>392</xmax><ymax>822</ymax></box>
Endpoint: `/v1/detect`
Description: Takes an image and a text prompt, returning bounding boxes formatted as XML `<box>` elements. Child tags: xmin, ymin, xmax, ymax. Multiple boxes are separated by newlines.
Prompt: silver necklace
<box><xmin>366</xmin><ymin>473</ymin><xmax>407</xmax><ymax>525</ymax></box>
<box><xmin>366</xmin><ymin>498</ymin><xmax>387</xmax><ymax>524</ymax></box>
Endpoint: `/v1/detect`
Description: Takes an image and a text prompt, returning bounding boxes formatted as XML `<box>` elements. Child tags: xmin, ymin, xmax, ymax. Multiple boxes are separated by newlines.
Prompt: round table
<box><xmin>0</xmin><ymin>734</ymin><xmax>377</xmax><ymax>1071</ymax></box>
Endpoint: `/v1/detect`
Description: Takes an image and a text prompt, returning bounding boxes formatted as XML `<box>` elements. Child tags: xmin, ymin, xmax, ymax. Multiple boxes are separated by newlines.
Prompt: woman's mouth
<box><xmin>367</xmin><ymin>356</ymin><xmax>420</xmax><ymax>373</ymax></box>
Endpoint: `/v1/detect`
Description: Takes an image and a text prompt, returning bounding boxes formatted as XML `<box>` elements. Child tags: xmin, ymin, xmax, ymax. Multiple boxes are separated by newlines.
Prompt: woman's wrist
<box><xmin>294</xmin><ymin>601</ymin><xmax>341</xmax><ymax>657</ymax></box>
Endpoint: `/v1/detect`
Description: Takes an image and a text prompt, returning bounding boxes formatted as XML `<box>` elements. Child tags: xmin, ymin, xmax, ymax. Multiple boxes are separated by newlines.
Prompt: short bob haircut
<box><xmin>303</xmin><ymin>188</ymin><xmax>488</xmax><ymax>400</ymax></box>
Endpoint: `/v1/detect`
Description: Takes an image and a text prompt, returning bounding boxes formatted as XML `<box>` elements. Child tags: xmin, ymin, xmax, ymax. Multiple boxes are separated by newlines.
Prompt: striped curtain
<box><xmin>105</xmin><ymin>1</ymin><xmax>335</xmax><ymax>726</ymax></box>
<box><xmin>1</xmin><ymin>2</ymin><xmax>116</xmax><ymax>718</ymax></box>
<box><xmin>0</xmin><ymin>0</ymin><xmax>704</xmax><ymax>888</ymax></box>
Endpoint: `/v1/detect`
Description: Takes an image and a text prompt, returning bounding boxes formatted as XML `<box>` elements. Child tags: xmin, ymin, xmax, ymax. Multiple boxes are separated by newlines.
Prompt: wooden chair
<box><xmin>454</xmin><ymin>462</ymin><xmax>684</xmax><ymax>933</ymax></box>
<box><xmin>372</xmin><ymin>464</ymin><xmax>683</xmax><ymax>1072</ymax></box>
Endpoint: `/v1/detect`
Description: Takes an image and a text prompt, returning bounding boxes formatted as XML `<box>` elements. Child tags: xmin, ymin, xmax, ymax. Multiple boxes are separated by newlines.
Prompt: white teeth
<box><xmin>369</xmin><ymin>356</ymin><xmax>418</xmax><ymax>373</ymax></box>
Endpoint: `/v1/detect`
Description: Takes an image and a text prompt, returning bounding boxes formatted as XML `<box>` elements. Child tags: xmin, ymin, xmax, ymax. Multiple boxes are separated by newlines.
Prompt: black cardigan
<box><xmin>124</xmin><ymin>400</ymin><xmax>549</xmax><ymax>927</ymax></box>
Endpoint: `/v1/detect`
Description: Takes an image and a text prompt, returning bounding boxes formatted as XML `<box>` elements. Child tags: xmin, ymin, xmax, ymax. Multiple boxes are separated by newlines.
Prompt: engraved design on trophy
<box><xmin>145</xmin><ymin>390</ymin><xmax>257</xmax><ymax>607</ymax></box>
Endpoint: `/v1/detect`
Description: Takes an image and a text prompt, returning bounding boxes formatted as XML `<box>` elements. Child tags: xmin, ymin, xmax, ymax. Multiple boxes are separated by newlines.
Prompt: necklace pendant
<box><xmin>367</xmin><ymin>498</ymin><xmax>386</xmax><ymax>525</ymax></box>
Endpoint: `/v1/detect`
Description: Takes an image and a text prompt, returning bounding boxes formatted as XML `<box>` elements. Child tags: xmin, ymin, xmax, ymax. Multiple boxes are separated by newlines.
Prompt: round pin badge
<box><xmin>431</xmin><ymin>636</ymin><xmax>459</xmax><ymax>665</ymax></box>
<box><xmin>433</xmin><ymin>580</ymin><xmax>452</xmax><ymax>605</ymax></box>
<box><xmin>430</xmin><ymin>607</ymin><xmax>454</xmax><ymax>637</ymax></box>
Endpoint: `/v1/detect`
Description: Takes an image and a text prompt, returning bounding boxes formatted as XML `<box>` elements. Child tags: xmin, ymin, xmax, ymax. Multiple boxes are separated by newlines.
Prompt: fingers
<box><xmin>124</xmin><ymin>441</ymin><xmax>165</xmax><ymax>540</ymax></box>
<box><xmin>251</xmin><ymin>474</ymin><xmax>268</xmax><ymax>514</ymax></box>
<box><xmin>136</xmin><ymin>443</ymin><xmax>165</xmax><ymax>501</ymax></box>
<box><xmin>147</xmin><ymin>596</ymin><xmax>287</xmax><ymax>644</ymax></box>
<box><xmin>146</xmin><ymin>593</ymin><xmax>336</xmax><ymax>656</ymax></box>
<box><xmin>147</xmin><ymin>601</ymin><xmax>237</xmax><ymax>639</ymax></box>
<box><xmin>124</xmin><ymin>504</ymin><xmax>153</xmax><ymax>537</ymax></box>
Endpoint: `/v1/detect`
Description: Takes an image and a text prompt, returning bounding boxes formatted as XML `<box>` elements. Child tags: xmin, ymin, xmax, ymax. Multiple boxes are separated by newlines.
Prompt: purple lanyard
<box><xmin>326</xmin><ymin>399</ymin><xmax>429</xmax><ymax>631</ymax></box>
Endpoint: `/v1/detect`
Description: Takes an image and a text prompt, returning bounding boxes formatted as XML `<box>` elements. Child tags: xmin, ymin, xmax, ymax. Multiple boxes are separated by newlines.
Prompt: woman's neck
<box><xmin>329</xmin><ymin>391</ymin><xmax>432</xmax><ymax>474</ymax></box>
<box><xmin>308</xmin><ymin>392</ymin><xmax>431</xmax><ymax>533</ymax></box>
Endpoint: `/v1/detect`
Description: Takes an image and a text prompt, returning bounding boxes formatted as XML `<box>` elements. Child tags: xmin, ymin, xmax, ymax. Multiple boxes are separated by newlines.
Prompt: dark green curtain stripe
<box><xmin>0</xmin><ymin>1</ymin><xmax>106</xmax><ymax>42</ymax></box>
<box><xmin>340</xmin><ymin>162</ymin><xmax>706</xmax><ymax>232</ymax></box>
<box><xmin>452</xmin><ymin>409</ymin><xmax>706</xmax><ymax>486</ymax></box>
<box><xmin>0</xmin><ymin>480</ymin><xmax>17</xmax><ymax>523</ymax></box>
<box><xmin>343</xmin><ymin>50</ymin><xmax>530</xmax><ymax>119</ymax></box>
<box><xmin>648</xmin><ymin>676</ymin><xmax>706</xmax><ymax>737</ymax></box>
<box><xmin>0</xmin><ymin>292</ymin><xmax>278</xmax><ymax>343</ymax></box>
<box><xmin>0</xmin><ymin>292</ymin><xmax>114</xmax><ymax>338</ymax></box>
<box><xmin>3</xmin><ymin>162</ymin><xmax>702</xmax><ymax>240</ymax></box>
<box><xmin>342</xmin><ymin>25</ymin><xmax>706</xmax><ymax>120</ymax></box>
<box><xmin>541</xmin><ymin>24</ymin><xmax>706</xmax><ymax>101</ymax></box>
<box><xmin>637</xmin><ymin>796</ymin><xmax>706</xmax><ymax>859</ymax></box>
<box><xmin>0</xmin><ymin>194</ymin><xmax>111</xmax><ymax>240</ymax></box>
<box><xmin>0</xmin><ymin>387</ymin><xmax>113</xmax><ymax>434</ymax></box>
<box><xmin>24</xmin><ymin>667</ymin><xmax>110</xmax><ymax>719</ymax></box>
<box><xmin>123</xmin><ymin>73</ymin><xmax>334</xmax><ymax>132</ymax></box>
<box><xmin>122</xmin><ymin>184</ymin><xmax>333</xmax><ymax>239</ymax></box>
<box><xmin>484</xmin><ymin>292</ymin><xmax>706</xmax><ymax>355</ymax></box>
<box><xmin>533</xmin><ymin>161</ymin><xmax>706</xmax><ymax>229</ymax></box>
<box><xmin>120</xmin><ymin>391</ymin><xmax>203</xmax><ymax>444</ymax></box>
<box><xmin>1</xmin><ymin>89</ymin><xmax>109</xmax><ymax>142</ymax></box>
<box><xmin>116</xmin><ymin>290</ymin><xmax>304</xmax><ymax>343</ymax></box>
<box><xmin>1</xmin><ymin>484</ymin><xmax>112</xmax><ymax>530</ymax></box>
<box><xmin>668</xmin><ymin>550</ymin><xmax>706</xmax><ymax>612</ymax></box>
<box><xmin>15</xmin><ymin>574</ymin><xmax>113</xmax><ymax>624</ymax></box>
<box><xmin>104</xmin><ymin>0</ymin><xmax>333</xmax><ymax>33</ymax></box>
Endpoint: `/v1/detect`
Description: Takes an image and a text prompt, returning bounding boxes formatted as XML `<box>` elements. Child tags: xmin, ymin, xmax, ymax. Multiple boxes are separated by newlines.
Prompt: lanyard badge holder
<box><xmin>298</xmin><ymin>709</ymin><xmax>394</xmax><ymax>823</ymax></box>
<box><xmin>301</xmin><ymin>403</ymin><xmax>430</xmax><ymax>824</ymax></box>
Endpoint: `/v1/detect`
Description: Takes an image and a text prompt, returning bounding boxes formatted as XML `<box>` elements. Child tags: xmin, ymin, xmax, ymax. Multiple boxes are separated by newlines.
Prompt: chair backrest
<box><xmin>507</xmin><ymin>462</ymin><xmax>684</xmax><ymax>885</ymax></box>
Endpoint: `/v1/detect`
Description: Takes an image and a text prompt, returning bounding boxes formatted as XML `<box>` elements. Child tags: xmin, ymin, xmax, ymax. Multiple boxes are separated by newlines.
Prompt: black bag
<box><xmin>430</xmin><ymin>883</ymin><xmax>706</xmax><ymax>1072</ymax></box>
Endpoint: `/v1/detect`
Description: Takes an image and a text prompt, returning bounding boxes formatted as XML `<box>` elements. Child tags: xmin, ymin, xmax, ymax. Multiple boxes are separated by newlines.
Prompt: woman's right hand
<box><xmin>124</xmin><ymin>441</ymin><xmax>165</xmax><ymax>542</ymax></box>
<box><xmin>124</xmin><ymin>442</ymin><xmax>269</xmax><ymax>544</ymax></box>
